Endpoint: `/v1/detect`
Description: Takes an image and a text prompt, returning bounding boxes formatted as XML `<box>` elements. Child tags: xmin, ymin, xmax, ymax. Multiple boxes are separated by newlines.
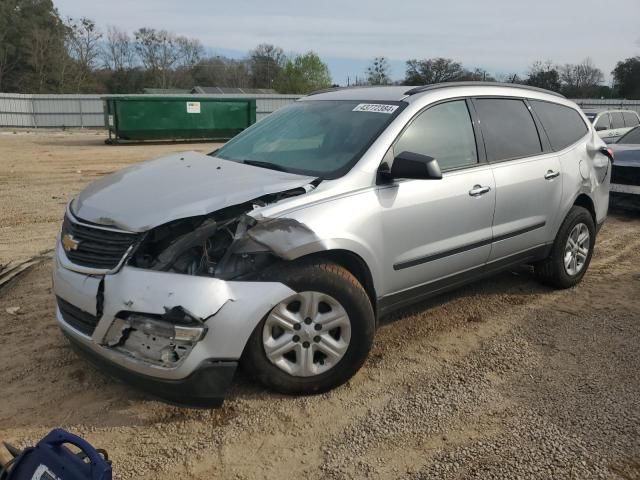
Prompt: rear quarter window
<box><xmin>623</xmin><ymin>112</ymin><xmax>640</xmax><ymax>127</ymax></box>
<box><xmin>595</xmin><ymin>113</ymin><xmax>610</xmax><ymax>130</ymax></box>
<box><xmin>474</xmin><ymin>98</ymin><xmax>542</xmax><ymax>161</ymax></box>
<box><xmin>529</xmin><ymin>100</ymin><xmax>588</xmax><ymax>151</ymax></box>
<box><xmin>610</xmin><ymin>112</ymin><xmax>625</xmax><ymax>129</ymax></box>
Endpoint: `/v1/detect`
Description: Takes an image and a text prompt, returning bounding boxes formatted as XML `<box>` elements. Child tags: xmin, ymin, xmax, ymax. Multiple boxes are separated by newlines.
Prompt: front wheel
<box><xmin>535</xmin><ymin>206</ymin><xmax>595</xmax><ymax>289</ymax></box>
<box><xmin>243</xmin><ymin>262</ymin><xmax>375</xmax><ymax>395</ymax></box>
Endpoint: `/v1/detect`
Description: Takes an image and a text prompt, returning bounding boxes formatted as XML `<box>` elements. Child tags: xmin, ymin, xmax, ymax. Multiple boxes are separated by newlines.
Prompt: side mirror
<box><xmin>380</xmin><ymin>151</ymin><xmax>443</xmax><ymax>180</ymax></box>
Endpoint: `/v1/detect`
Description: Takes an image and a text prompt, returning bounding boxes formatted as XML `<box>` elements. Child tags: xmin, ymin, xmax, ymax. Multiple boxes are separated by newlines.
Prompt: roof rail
<box><xmin>306</xmin><ymin>87</ymin><xmax>345</xmax><ymax>96</ymax></box>
<box><xmin>404</xmin><ymin>82</ymin><xmax>565</xmax><ymax>98</ymax></box>
<box><xmin>306</xmin><ymin>85</ymin><xmax>386</xmax><ymax>97</ymax></box>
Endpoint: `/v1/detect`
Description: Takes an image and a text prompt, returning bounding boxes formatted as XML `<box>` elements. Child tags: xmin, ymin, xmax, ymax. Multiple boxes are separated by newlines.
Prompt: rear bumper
<box><xmin>65</xmin><ymin>332</ymin><xmax>236</xmax><ymax>408</ymax></box>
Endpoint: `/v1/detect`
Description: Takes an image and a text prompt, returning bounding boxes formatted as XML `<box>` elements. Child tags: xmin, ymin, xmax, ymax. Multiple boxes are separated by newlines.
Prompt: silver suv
<box><xmin>53</xmin><ymin>83</ymin><xmax>611</xmax><ymax>406</ymax></box>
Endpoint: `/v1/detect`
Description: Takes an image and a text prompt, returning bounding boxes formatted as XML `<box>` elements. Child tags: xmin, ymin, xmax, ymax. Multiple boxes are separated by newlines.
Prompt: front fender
<box><xmin>245</xmin><ymin>189</ymin><xmax>387</xmax><ymax>295</ymax></box>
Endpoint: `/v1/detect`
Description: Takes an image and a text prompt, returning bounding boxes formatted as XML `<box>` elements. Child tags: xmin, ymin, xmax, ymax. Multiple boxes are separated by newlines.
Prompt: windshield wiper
<box><xmin>242</xmin><ymin>160</ymin><xmax>288</xmax><ymax>172</ymax></box>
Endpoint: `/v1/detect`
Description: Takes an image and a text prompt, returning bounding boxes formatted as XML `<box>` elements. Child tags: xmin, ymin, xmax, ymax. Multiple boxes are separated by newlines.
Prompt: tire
<box><xmin>243</xmin><ymin>261</ymin><xmax>375</xmax><ymax>395</ymax></box>
<box><xmin>534</xmin><ymin>206</ymin><xmax>596</xmax><ymax>289</ymax></box>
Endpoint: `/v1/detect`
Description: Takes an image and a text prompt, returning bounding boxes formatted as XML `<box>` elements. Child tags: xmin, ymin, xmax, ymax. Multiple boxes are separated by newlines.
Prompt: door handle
<box><xmin>469</xmin><ymin>185</ymin><xmax>491</xmax><ymax>197</ymax></box>
<box><xmin>544</xmin><ymin>170</ymin><xmax>560</xmax><ymax>180</ymax></box>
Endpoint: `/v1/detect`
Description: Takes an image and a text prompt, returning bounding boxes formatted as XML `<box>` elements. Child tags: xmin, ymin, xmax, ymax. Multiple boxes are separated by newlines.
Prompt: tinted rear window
<box><xmin>530</xmin><ymin>100</ymin><xmax>588</xmax><ymax>151</ymax></box>
<box><xmin>623</xmin><ymin>112</ymin><xmax>640</xmax><ymax>127</ymax></box>
<box><xmin>474</xmin><ymin>99</ymin><xmax>542</xmax><ymax>161</ymax></box>
<box><xmin>610</xmin><ymin>112</ymin><xmax>625</xmax><ymax>129</ymax></box>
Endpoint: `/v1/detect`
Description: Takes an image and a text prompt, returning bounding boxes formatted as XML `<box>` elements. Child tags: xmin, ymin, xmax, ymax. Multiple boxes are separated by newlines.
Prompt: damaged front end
<box><xmin>129</xmin><ymin>180</ymin><xmax>321</xmax><ymax>280</ymax></box>
<box><xmin>54</xmin><ymin>178</ymin><xmax>321</xmax><ymax>407</ymax></box>
<box><xmin>104</xmin><ymin>307</ymin><xmax>207</xmax><ymax>367</ymax></box>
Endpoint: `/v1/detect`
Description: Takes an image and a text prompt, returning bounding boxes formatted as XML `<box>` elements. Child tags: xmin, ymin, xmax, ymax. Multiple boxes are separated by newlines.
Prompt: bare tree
<box><xmin>175</xmin><ymin>37</ymin><xmax>204</xmax><ymax>69</ymax></box>
<box><xmin>29</xmin><ymin>26</ymin><xmax>69</xmax><ymax>93</ymax></box>
<box><xmin>102</xmin><ymin>26</ymin><xmax>135</xmax><ymax>71</ymax></box>
<box><xmin>193</xmin><ymin>56</ymin><xmax>252</xmax><ymax>88</ymax></box>
<box><xmin>405</xmin><ymin>57</ymin><xmax>464</xmax><ymax>84</ymax></box>
<box><xmin>134</xmin><ymin>28</ymin><xmax>181</xmax><ymax>88</ymax></box>
<box><xmin>366</xmin><ymin>57</ymin><xmax>391</xmax><ymax>85</ymax></box>
<box><xmin>458</xmin><ymin>68</ymin><xmax>495</xmax><ymax>82</ymax></box>
<box><xmin>559</xmin><ymin>58</ymin><xmax>604</xmax><ymax>97</ymax></box>
<box><xmin>65</xmin><ymin>17</ymin><xmax>102</xmax><ymax>91</ymax></box>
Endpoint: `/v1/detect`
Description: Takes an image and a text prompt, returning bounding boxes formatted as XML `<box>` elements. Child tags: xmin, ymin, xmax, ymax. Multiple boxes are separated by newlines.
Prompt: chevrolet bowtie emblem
<box><xmin>62</xmin><ymin>233</ymin><xmax>80</xmax><ymax>252</ymax></box>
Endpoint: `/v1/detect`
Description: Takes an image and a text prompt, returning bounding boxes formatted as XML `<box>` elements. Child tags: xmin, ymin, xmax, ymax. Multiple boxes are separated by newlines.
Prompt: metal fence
<box><xmin>0</xmin><ymin>93</ymin><xmax>301</xmax><ymax>128</ymax></box>
<box><xmin>571</xmin><ymin>98</ymin><xmax>640</xmax><ymax>114</ymax></box>
<box><xmin>0</xmin><ymin>93</ymin><xmax>104</xmax><ymax>128</ymax></box>
<box><xmin>2</xmin><ymin>93</ymin><xmax>639</xmax><ymax>128</ymax></box>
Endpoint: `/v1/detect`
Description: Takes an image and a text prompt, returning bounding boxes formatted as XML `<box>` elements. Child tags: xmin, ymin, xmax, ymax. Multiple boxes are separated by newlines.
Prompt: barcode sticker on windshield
<box><xmin>352</xmin><ymin>103</ymin><xmax>398</xmax><ymax>114</ymax></box>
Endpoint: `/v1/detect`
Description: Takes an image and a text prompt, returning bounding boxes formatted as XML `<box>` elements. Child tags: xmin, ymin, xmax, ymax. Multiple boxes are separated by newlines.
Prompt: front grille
<box><xmin>57</xmin><ymin>297</ymin><xmax>99</xmax><ymax>336</ymax></box>
<box><xmin>612</xmin><ymin>166</ymin><xmax>640</xmax><ymax>187</ymax></box>
<box><xmin>61</xmin><ymin>216</ymin><xmax>139</xmax><ymax>270</ymax></box>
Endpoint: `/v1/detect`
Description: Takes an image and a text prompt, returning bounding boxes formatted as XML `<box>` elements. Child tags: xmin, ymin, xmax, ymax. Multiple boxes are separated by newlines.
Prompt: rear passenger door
<box><xmin>473</xmin><ymin>98</ymin><xmax>563</xmax><ymax>262</ymax></box>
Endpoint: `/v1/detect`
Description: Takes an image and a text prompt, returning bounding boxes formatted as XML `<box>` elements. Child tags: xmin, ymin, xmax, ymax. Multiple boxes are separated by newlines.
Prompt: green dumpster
<box><xmin>102</xmin><ymin>95</ymin><xmax>257</xmax><ymax>143</ymax></box>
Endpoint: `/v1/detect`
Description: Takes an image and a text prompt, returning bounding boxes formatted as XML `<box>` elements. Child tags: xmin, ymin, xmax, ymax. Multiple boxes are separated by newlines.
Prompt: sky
<box><xmin>54</xmin><ymin>0</ymin><xmax>640</xmax><ymax>85</ymax></box>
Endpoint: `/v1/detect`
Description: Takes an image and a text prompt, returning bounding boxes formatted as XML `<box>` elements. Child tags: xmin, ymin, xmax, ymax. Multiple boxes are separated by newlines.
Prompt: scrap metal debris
<box><xmin>0</xmin><ymin>250</ymin><xmax>53</xmax><ymax>291</ymax></box>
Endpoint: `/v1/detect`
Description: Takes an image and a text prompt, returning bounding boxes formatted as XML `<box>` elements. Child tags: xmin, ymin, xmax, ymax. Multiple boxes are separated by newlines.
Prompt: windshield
<box><xmin>215</xmin><ymin>100</ymin><xmax>405</xmax><ymax>179</ymax></box>
<box><xmin>617</xmin><ymin>126</ymin><xmax>640</xmax><ymax>144</ymax></box>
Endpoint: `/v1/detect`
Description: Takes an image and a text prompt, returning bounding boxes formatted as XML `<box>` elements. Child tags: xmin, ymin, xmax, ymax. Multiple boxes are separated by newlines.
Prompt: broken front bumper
<box><xmin>53</xmin><ymin>244</ymin><xmax>295</xmax><ymax>407</ymax></box>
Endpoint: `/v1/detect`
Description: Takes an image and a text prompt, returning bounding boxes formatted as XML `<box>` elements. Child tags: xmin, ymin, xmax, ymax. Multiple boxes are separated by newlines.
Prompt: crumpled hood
<box><xmin>72</xmin><ymin>151</ymin><xmax>315</xmax><ymax>232</ymax></box>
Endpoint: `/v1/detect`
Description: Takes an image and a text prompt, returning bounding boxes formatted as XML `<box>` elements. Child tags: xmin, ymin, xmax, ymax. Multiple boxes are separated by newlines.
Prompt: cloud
<box><xmin>55</xmin><ymin>0</ymin><xmax>640</xmax><ymax>83</ymax></box>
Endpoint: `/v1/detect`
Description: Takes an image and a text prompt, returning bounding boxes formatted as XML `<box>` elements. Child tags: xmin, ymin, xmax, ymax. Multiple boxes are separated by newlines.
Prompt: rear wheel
<box><xmin>244</xmin><ymin>262</ymin><xmax>375</xmax><ymax>395</ymax></box>
<box><xmin>535</xmin><ymin>206</ymin><xmax>595</xmax><ymax>289</ymax></box>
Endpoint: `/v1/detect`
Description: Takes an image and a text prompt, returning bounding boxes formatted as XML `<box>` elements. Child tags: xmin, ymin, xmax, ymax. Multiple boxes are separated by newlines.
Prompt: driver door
<box><xmin>378</xmin><ymin>99</ymin><xmax>496</xmax><ymax>300</ymax></box>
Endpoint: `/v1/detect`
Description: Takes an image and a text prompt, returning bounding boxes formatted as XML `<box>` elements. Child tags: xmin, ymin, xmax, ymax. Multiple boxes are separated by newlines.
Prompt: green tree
<box><xmin>249</xmin><ymin>43</ymin><xmax>286</xmax><ymax>89</ymax></box>
<box><xmin>0</xmin><ymin>0</ymin><xmax>69</xmax><ymax>92</ymax></box>
<box><xmin>274</xmin><ymin>52</ymin><xmax>331</xmax><ymax>94</ymax></box>
<box><xmin>526</xmin><ymin>61</ymin><xmax>561</xmax><ymax>92</ymax></box>
<box><xmin>404</xmin><ymin>57</ymin><xmax>463</xmax><ymax>85</ymax></box>
<box><xmin>612</xmin><ymin>56</ymin><xmax>640</xmax><ymax>99</ymax></box>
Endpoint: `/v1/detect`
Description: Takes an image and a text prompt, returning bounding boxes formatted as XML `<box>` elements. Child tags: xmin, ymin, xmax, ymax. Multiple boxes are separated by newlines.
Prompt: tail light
<box><xmin>599</xmin><ymin>147</ymin><xmax>614</xmax><ymax>163</ymax></box>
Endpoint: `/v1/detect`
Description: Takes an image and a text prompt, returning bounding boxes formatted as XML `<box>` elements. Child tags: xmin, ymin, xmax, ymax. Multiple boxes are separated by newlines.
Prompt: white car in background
<box><xmin>583</xmin><ymin>109</ymin><xmax>640</xmax><ymax>144</ymax></box>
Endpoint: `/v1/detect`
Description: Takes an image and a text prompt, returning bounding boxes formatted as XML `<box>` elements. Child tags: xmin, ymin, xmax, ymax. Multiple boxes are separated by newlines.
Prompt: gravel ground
<box><xmin>0</xmin><ymin>130</ymin><xmax>638</xmax><ymax>479</ymax></box>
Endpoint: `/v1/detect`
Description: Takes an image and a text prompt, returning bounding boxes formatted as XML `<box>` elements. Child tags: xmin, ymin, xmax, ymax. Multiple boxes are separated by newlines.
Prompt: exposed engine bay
<box><xmin>129</xmin><ymin>181</ymin><xmax>320</xmax><ymax>280</ymax></box>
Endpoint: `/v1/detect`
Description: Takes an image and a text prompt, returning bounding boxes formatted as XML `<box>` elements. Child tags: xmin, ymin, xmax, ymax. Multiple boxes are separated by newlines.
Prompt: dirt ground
<box><xmin>0</xmin><ymin>130</ymin><xmax>639</xmax><ymax>479</ymax></box>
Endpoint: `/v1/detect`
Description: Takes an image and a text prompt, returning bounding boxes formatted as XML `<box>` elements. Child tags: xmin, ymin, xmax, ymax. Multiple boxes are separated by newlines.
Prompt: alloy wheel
<box><xmin>564</xmin><ymin>222</ymin><xmax>590</xmax><ymax>276</ymax></box>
